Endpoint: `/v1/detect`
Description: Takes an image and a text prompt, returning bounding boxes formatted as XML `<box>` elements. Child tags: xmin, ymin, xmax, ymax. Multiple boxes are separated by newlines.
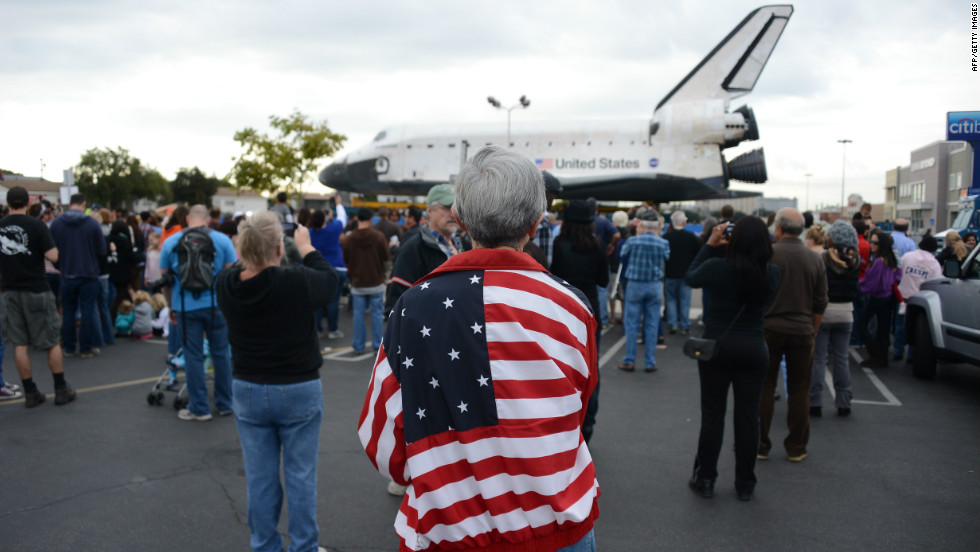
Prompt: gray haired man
<box><xmin>759</xmin><ymin>208</ymin><xmax>828</xmax><ymax>462</ymax></box>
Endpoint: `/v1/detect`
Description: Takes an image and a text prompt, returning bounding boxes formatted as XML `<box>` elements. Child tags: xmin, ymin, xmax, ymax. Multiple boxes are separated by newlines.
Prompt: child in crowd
<box><xmin>150</xmin><ymin>293</ymin><xmax>170</xmax><ymax>337</ymax></box>
<box><xmin>144</xmin><ymin>232</ymin><xmax>162</xmax><ymax>288</ymax></box>
<box><xmin>131</xmin><ymin>291</ymin><xmax>154</xmax><ymax>340</ymax></box>
<box><xmin>115</xmin><ymin>300</ymin><xmax>135</xmax><ymax>336</ymax></box>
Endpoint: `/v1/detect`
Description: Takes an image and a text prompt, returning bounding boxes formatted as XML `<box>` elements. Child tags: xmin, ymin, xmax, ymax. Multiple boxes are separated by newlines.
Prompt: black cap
<box><xmin>6</xmin><ymin>186</ymin><xmax>29</xmax><ymax>209</ymax></box>
<box><xmin>542</xmin><ymin>171</ymin><xmax>562</xmax><ymax>197</ymax></box>
<box><xmin>638</xmin><ymin>209</ymin><xmax>659</xmax><ymax>222</ymax></box>
<box><xmin>563</xmin><ymin>200</ymin><xmax>593</xmax><ymax>223</ymax></box>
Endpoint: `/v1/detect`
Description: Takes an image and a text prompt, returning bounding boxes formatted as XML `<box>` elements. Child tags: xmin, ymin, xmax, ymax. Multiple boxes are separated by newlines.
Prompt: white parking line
<box><xmin>821</xmin><ymin>348</ymin><xmax>902</xmax><ymax>406</ymax></box>
<box><xmin>324</xmin><ymin>347</ymin><xmax>376</xmax><ymax>362</ymax></box>
<box><xmin>598</xmin><ymin>336</ymin><xmax>627</xmax><ymax>369</ymax></box>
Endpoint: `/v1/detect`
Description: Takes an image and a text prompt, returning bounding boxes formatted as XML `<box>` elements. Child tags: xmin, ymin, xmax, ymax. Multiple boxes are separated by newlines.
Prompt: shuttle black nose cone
<box><xmin>319</xmin><ymin>161</ymin><xmax>350</xmax><ymax>189</ymax></box>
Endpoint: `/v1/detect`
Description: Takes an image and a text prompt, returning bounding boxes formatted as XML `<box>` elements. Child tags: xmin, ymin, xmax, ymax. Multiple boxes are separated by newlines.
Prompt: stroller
<box><xmin>146</xmin><ymin>339</ymin><xmax>214</xmax><ymax>410</ymax></box>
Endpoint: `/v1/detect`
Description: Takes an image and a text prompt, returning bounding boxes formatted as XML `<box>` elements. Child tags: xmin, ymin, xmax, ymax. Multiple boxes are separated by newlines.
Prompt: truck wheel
<box><xmin>911</xmin><ymin>316</ymin><xmax>937</xmax><ymax>380</ymax></box>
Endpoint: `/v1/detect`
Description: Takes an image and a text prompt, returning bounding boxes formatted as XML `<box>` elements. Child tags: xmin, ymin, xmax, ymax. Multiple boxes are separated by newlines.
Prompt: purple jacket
<box><xmin>860</xmin><ymin>258</ymin><xmax>901</xmax><ymax>298</ymax></box>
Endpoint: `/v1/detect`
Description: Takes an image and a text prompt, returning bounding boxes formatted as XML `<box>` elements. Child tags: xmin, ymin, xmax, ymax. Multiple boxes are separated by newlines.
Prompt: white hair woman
<box><xmin>216</xmin><ymin>211</ymin><xmax>338</xmax><ymax>552</ymax></box>
<box><xmin>358</xmin><ymin>146</ymin><xmax>601</xmax><ymax>551</ymax></box>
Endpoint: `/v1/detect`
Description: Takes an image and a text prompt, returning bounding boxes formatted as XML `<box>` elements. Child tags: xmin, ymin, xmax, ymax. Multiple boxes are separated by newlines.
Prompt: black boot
<box><xmin>860</xmin><ymin>340</ymin><xmax>885</xmax><ymax>368</ymax></box>
<box><xmin>688</xmin><ymin>477</ymin><xmax>714</xmax><ymax>499</ymax></box>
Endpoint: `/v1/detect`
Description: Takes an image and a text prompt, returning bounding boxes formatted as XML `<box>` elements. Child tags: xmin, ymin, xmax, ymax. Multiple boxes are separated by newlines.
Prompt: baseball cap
<box><xmin>542</xmin><ymin>171</ymin><xmax>562</xmax><ymax>197</ymax></box>
<box><xmin>6</xmin><ymin>186</ymin><xmax>29</xmax><ymax>208</ymax></box>
<box><xmin>426</xmin><ymin>184</ymin><xmax>454</xmax><ymax>207</ymax></box>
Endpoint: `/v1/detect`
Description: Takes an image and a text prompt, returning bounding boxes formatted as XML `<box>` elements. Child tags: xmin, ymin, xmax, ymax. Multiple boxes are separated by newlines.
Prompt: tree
<box><xmin>228</xmin><ymin>110</ymin><xmax>346</xmax><ymax>197</ymax></box>
<box><xmin>170</xmin><ymin>167</ymin><xmax>227</xmax><ymax>207</ymax></box>
<box><xmin>74</xmin><ymin>147</ymin><xmax>171</xmax><ymax>210</ymax></box>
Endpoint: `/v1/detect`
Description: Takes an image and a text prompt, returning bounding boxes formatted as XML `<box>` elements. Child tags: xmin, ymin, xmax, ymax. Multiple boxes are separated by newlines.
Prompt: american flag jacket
<box><xmin>359</xmin><ymin>248</ymin><xmax>600</xmax><ymax>551</ymax></box>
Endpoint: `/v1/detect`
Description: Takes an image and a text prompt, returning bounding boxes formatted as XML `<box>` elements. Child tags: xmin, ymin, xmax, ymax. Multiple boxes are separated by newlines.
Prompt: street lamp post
<box><xmin>487</xmin><ymin>95</ymin><xmax>530</xmax><ymax>146</ymax></box>
<box><xmin>837</xmin><ymin>139</ymin><xmax>852</xmax><ymax>219</ymax></box>
<box><xmin>804</xmin><ymin>172</ymin><xmax>813</xmax><ymax>211</ymax></box>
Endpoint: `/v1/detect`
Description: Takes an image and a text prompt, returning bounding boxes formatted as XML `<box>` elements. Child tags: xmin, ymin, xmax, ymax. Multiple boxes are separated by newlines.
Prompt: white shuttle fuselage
<box><xmin>320</xmin><ymin>5</ymin><xmax>793</xmax><ymax>202</ymax></box>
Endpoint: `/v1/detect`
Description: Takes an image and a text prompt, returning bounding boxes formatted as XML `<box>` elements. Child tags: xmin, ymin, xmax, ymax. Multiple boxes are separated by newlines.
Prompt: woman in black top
<box><xmin>549</xmin><ymin>199</ymin><xmax>609</xmax><ymax>444</ymax></box>
<box><xmin>685</xmin><ymin>217</ymin><xmax>780</xmax><ymax>501</ymax></box>
<box><xmin>107</xmin><ymin>219</ymin><xmax>138</xmax><ymax>321</ymax></box>
<box><xmin>216</xmin><ymin>212</ymin><xmax>337</xmax><ymax>552</ymax></box>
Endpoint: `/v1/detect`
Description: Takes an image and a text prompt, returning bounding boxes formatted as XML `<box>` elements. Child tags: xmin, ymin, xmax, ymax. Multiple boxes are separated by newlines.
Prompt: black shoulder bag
<box><xmin>682</xmin><ymin>305</ymin><xmax>746</xmax><ymax>361</ymax></box>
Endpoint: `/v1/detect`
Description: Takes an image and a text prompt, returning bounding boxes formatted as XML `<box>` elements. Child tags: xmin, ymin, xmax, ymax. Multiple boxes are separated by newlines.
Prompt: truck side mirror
<box><xmin>943</xmin><ymin>259</ymin><xmax>961</xmax><ymax>278</ymax></box>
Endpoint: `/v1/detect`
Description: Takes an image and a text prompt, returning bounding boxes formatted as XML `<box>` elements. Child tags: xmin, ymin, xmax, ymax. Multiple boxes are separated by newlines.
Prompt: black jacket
<box><xmin>823</xmin><ymin>249</ymin><xmax>860</xmax><ymax>303</ymax></box>
<box><xmin>663</xmin><ymin>227</ymin><xmax>701</xmax><ymax>279</ymax></box>
<box><xmin>550</xmin><ymin>240</ymin><xmax>608</xmax><ymax>316</ymax></box>
<box><xmin>216</xmin><ymin>251</ymin><xmax>337</xmax><ymax>385</ymax></box>
<box><xmin>384</xmin><ymin>225</ymin><xmax>470</xmax><ymax>316</ymax></box>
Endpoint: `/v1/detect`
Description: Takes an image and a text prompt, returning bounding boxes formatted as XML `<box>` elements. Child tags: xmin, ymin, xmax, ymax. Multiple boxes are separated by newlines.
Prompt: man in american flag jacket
<box><xmin>359</xmin><ymin>146</ymin><xmax>600</xmax><ymax>552</ymax></box>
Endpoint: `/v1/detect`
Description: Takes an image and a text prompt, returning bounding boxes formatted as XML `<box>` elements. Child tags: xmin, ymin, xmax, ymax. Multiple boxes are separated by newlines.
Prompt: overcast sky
<box><xmin>1</xmin><ymin>0</ymin><xmax>975</xmax><ymax>209</ymax></box>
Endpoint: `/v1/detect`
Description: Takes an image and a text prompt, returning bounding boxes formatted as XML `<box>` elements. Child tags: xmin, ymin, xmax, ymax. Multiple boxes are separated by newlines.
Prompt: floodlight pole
<box><xmin>488</xmin><ymin>95</ymin><xmax>530</xmax><ymax>146</ymax></box>
<box><xmin>838</xmin><ymin>139</ymin><xmax>852</xmax><ymax>218</ymax></box>
<box><xmin>804</xmin><ymin>172</ymin><xmax>813</xmax><ymax>211</ymax></box>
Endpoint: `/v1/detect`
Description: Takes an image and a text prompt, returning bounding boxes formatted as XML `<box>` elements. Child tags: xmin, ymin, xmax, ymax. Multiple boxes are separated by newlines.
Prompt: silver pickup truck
<box><xmin>904</xmin><ymin>244</ymin><xmax>980</xmax><ymax>379</ymax></box>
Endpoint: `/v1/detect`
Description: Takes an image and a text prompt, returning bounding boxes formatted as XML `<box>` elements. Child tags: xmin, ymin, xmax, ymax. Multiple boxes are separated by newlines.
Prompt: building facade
<box><xmin>887</xmin><ymin>141</ymin><xmax>974</xmax><ymax>234</ymax></box>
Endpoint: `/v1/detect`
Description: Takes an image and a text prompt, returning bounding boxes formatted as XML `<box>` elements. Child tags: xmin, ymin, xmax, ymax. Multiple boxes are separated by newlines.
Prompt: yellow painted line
<box><xmin>0</xmin><ymin>376</ymin><xmax>161</xmax><ymax>407</ymax></box>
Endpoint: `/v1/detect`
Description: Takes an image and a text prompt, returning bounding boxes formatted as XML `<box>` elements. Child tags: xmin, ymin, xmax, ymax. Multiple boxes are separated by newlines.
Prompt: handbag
<box><xmin>128</xmin><ymin>225</ymin><xmax>147</xmax><ymax>266</ymax></box>
<box><xmin>683</xmin><ymin>305</ymin><xmax>745</xmax><ymax>361</ymax></box>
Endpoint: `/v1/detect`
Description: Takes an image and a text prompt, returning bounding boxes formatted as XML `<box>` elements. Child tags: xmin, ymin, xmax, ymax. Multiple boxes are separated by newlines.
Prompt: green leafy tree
<box><xmin>74</xmin><ymin>147</ymin><xmax>171</xmax><ymax>210</ymax></box>
<box><xmin>229</xmin><ymin>110</ymin><xmax>346</xmax><ymax>197</ymax></box>
<box><xmin>170</xmin><ymin>167</ymin><xmax>227</xmax><ymax>207</ymax></box>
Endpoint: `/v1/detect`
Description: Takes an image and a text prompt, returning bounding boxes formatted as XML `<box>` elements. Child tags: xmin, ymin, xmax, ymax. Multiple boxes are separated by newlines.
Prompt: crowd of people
<box><xmin>1</xmin><ymin>162</ymin><xmax>977</xmax><ymax>551</ymax></box>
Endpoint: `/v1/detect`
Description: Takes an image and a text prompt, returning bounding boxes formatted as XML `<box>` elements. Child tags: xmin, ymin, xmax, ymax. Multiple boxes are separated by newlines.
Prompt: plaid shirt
<box><xmin>532</xmin><ymin>216</ymin><xmax>554</xmax><ymax>266</ymax></box>
<box><xmin>621</xmin><ymin>232</ymin><xmax>670</xmax><ymax>282</ymax></box>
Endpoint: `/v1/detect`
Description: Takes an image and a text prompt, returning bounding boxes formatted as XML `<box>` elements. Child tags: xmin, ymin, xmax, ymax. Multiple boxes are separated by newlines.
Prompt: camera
<box><xmin>148</xmin><ymin>273</ymin><xmax>174</xmax><ymax>293</ymax></box>
<box><xmin>724</xmin><ymin>224</ymin><xmax>734</xmax><ymax>239</ymax></box>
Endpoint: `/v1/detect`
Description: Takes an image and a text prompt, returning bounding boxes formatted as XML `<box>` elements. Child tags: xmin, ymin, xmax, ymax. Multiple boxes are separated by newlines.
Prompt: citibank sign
<box><xmin>947</xmin><ymin>111</ymin><xmax>980</xmax><ymax>141</ymax></box>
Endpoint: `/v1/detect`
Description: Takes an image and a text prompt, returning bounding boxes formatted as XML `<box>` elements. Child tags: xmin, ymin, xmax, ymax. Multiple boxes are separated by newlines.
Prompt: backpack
<box><xmin>175</xmin><ymin>227</ymin><xmax>216</xmax><ymax>297</ymax></box>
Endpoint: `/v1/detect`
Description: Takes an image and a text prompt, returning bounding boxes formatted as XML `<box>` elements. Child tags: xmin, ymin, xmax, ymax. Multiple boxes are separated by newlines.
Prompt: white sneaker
<box><xmin>177</xmin><ymin>408</ymin><xmax>212</xmax><ymax>421</ymax></box>
<box><xmin>3</xmin><ymin>383</ymin><xmax>20</xmax><ymax>392</ymax></box>
<box><xmin>327</xmin><ymin>330</ymin><xmax>344</xmax><ymax>339</ymax></box>
<box><xmin>0</xmin><ymin>384</ymin><xmax>23</xmax><ymax>401</ymax></box>
<box><xmin>387</xmin><ymin>481</ymin><xmax>407</xmax><ymax>496</ymax></box>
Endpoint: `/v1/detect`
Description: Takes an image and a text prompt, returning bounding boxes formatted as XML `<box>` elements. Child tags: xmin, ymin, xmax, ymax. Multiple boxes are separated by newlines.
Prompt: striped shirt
<box><xmin>358</xmin><ymin>249</ymin><xmax>599</xmax><ymax>551</ymax></box>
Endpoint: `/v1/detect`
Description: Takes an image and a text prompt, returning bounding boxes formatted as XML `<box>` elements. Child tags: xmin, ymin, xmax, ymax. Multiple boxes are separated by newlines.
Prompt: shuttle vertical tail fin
<box><xmin>656</xmin><ymin>5</ymin><xmax>794</xmax><ymax>111</ymax></box>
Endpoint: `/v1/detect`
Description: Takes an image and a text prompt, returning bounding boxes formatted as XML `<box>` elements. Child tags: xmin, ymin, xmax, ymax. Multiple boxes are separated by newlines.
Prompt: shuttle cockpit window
<box><xmin>373</xmin><ymin>130</ymin><xmax>388</xmax><ymax>142</ymax></box>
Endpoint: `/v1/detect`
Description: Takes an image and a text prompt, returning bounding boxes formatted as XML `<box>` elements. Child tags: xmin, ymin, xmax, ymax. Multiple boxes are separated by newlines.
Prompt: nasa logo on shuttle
<box><xmin>649</xmin><ymin>158</ymin><xmax>659</xmax><ymax>168</ymax></box>
<box><xmin>946</xmin><ymin>111</ymin><xmax>980</xmax><ymax>141</ymax></box>
<box><xmin>374</xmin><ymin>156</ymin><xmax>389</xmax><ymax>175</ymax></box>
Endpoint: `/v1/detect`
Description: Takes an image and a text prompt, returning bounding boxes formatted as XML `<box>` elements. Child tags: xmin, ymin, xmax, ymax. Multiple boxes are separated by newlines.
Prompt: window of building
<box><xmin>912</xmin><ymin>182</ymin><xmax>924</xmax><ymax>203</ymax></box>
<box><xmin>949</xmin><ymin>172</ymin><xmax>962</xmax><ymax>191</ymax></box>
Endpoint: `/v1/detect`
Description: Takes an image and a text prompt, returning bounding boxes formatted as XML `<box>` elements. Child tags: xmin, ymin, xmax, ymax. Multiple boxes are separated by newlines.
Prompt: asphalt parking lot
<box><xmin>1</xmin><ymin>307</ymin><xmax>978</xmax><ymax>551</ymax></box>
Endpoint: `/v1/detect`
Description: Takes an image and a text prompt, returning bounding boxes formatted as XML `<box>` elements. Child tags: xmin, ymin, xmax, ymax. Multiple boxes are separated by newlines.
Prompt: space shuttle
<box><xmin>319</xmin><ymin>5</ymin><xmax>794</xmax><ymax>202</ymax></box>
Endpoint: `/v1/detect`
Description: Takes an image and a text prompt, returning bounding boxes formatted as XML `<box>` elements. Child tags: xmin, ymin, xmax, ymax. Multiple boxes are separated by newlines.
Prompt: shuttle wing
<box><xmin>656</xmin><ymin>5</ymin><xmax>793</xmax><ymax>110</ymax></box>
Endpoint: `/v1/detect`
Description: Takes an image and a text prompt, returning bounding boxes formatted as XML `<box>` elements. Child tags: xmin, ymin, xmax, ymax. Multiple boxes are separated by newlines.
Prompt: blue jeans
<box><xmin>557</xmin><ymin>529</ymin><xmax>596</xmax><ymax>552</ymax></box>
<box><xmin>61</xmin><ymin>277</ymin><xmax>99</xmax><ymax>354</ymax></box>
<box><xmin>315</xmin><ymin>271</ymin><xmax>346</xmax><ymax>333</ymax></box>
<box><xmin>96</xmin><ymin>276</ymin><xmax>115</xmax><ymax>346</ymax></box>
<box><xmin>596</xmin><ymin>283</ymin><xmax>610</xmax><ymax>325</ymax></box>
<box><xmin>664</xmin><ymin>278</ymin><xmax>692</xmax><ymax>330</ymax></box>
<box><xmin>167</xmin><ymin>321</ymin><xmax>182</xmax><ymax>356</ymax></box>
<box><xmin>892</xmin><ymin>309</ymin><xmax>906</xmax><ymax>358</ymax></box>
<box><xmin>623</xmin><ymin>280</ymin><xmax>662</xmax><ymax>368</ymax></box>
<box><xmin>351</xmin><ymin>292</ymin><xmax>383</xmax><ymax>353</ymax></box>
<box><xmin>233</xmin><ymin>378</ymin><xmax>323</xmax><ymax>552</ymax></box>
<box><xmin>180</xmin><ymin>308</ymin><xmax>233</xmax><ymax>416</ymax></box>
